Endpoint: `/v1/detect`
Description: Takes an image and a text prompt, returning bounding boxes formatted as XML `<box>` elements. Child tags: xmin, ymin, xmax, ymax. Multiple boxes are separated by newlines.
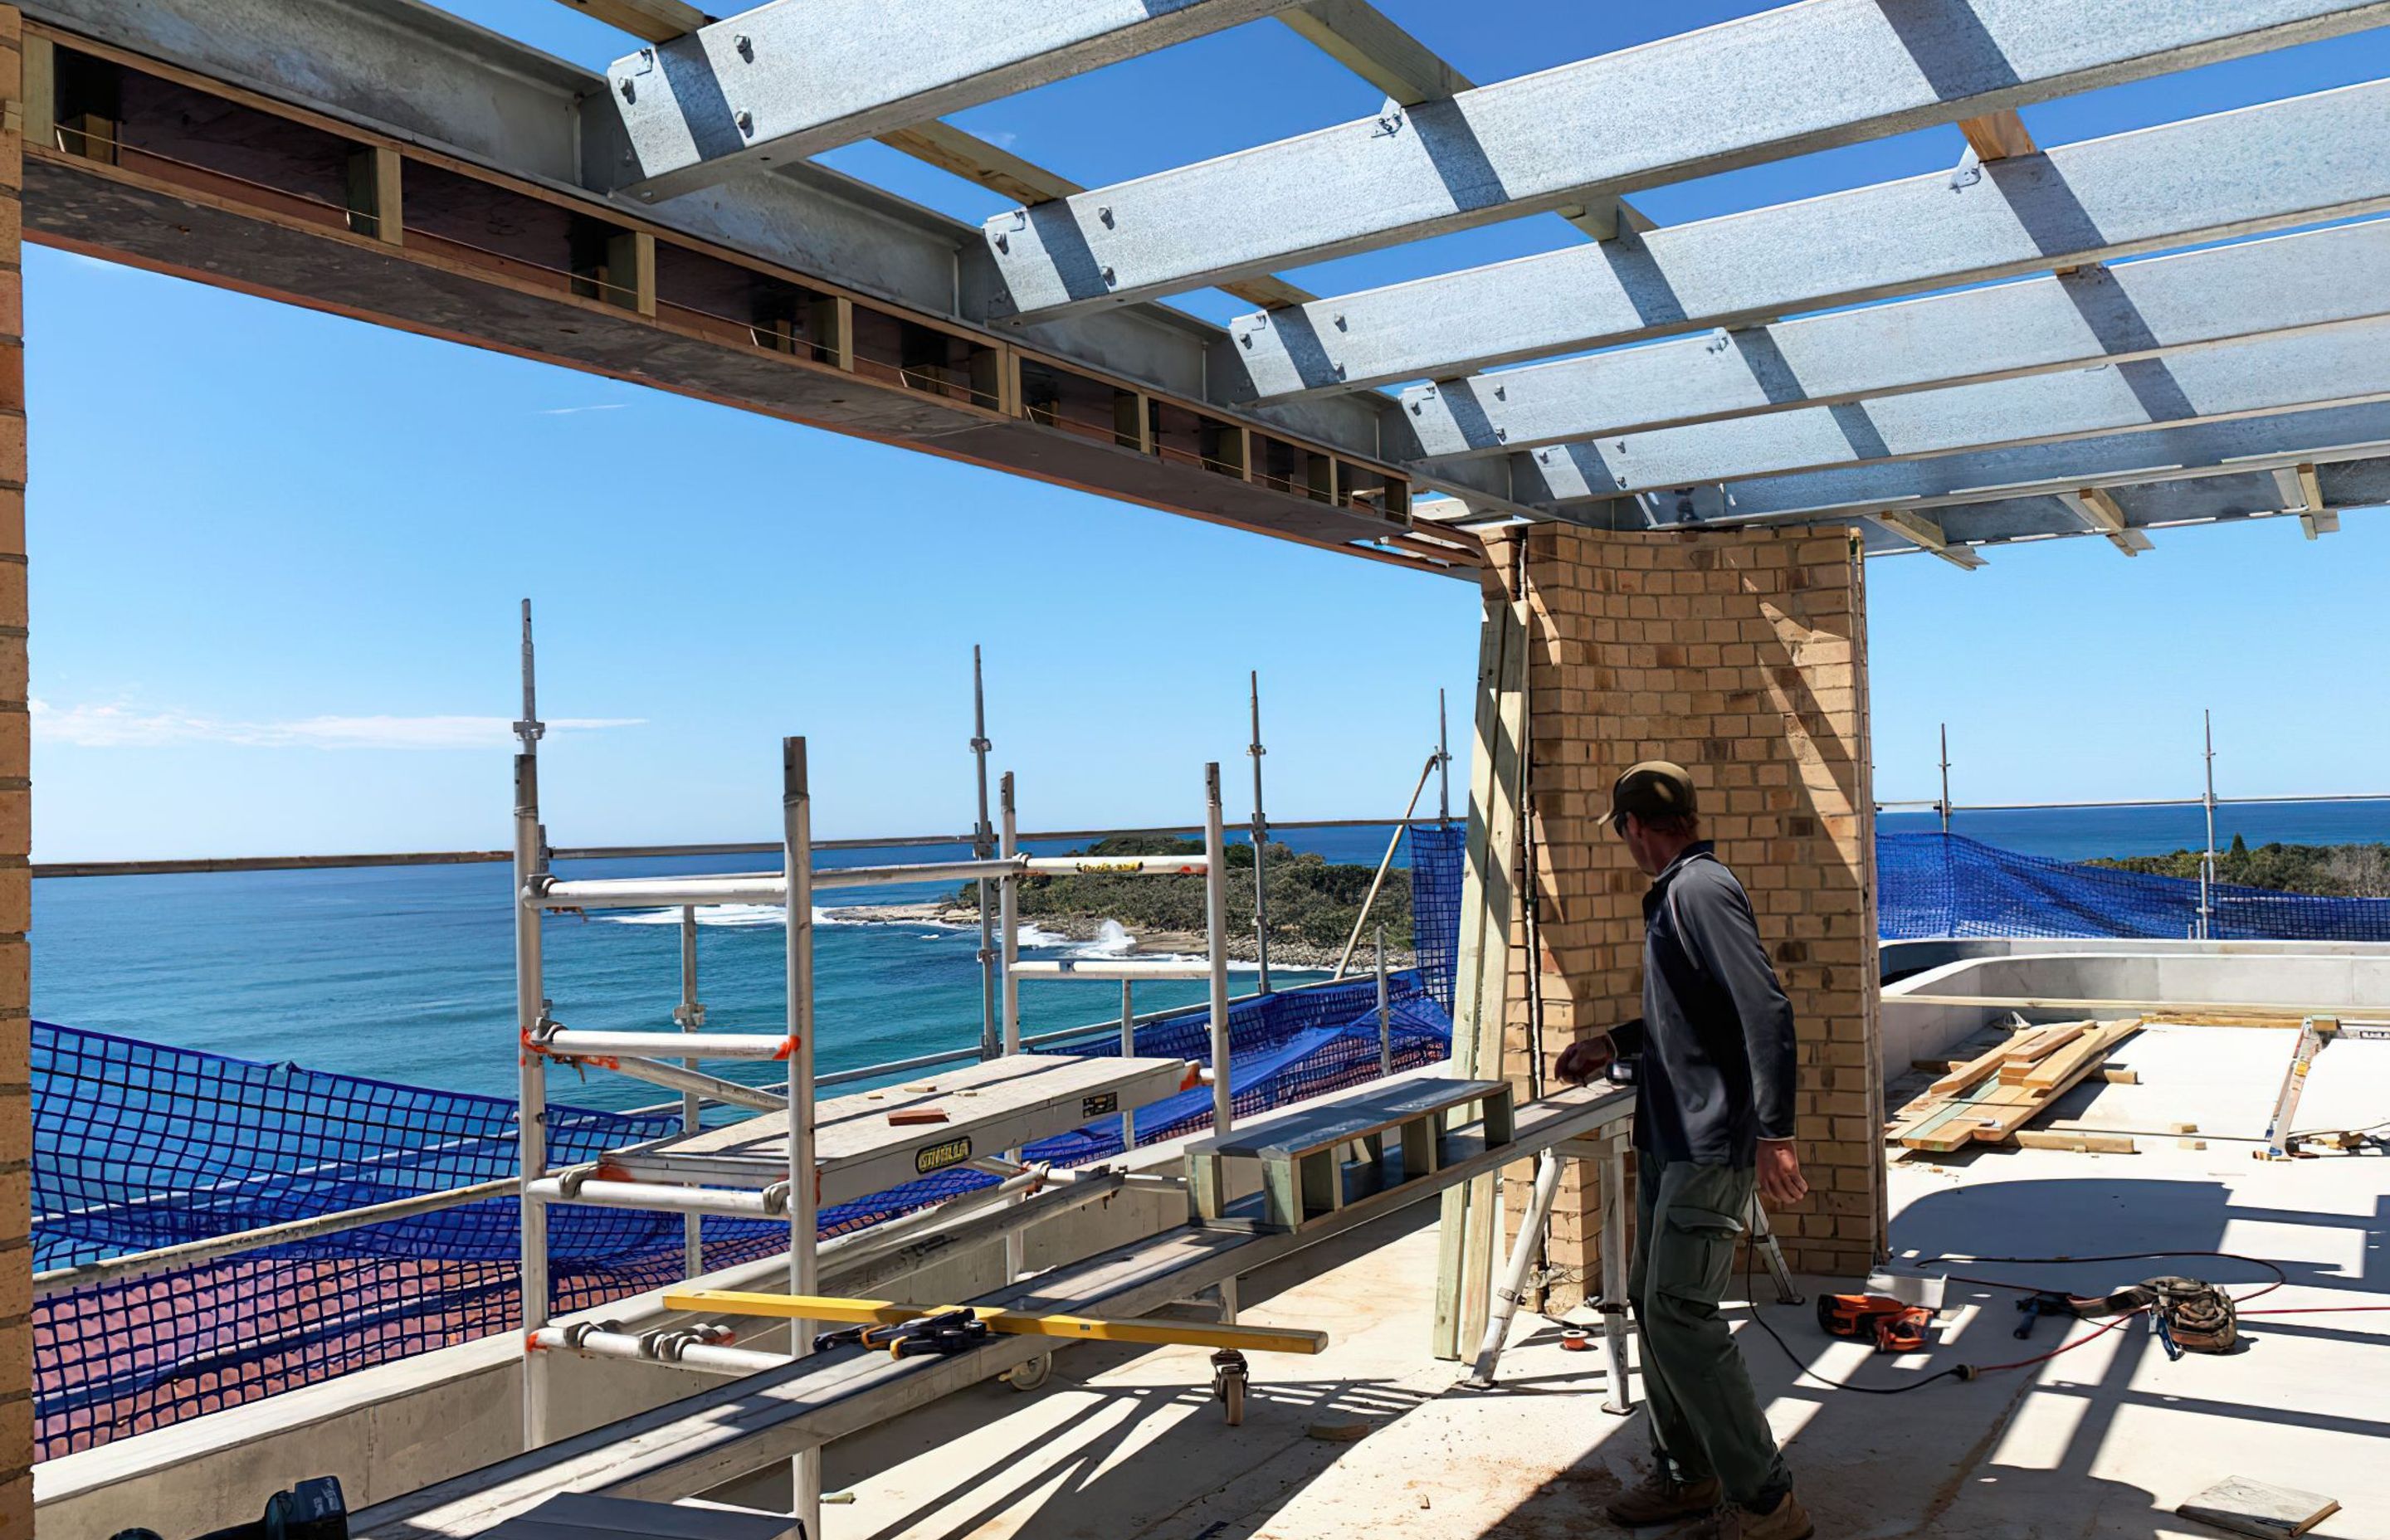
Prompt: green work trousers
<box><xmin>1626</xmin><ymin>1152</ymin><xmax>1790</xmax><ymax>1508</ymax></box>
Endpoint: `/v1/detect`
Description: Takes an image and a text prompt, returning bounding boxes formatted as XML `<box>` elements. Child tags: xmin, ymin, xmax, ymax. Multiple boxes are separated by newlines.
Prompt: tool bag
<box><xmin>2096</xmin><ymin>1275</ymin><xmax>2239</xmax><ymax>1354</ymax></box>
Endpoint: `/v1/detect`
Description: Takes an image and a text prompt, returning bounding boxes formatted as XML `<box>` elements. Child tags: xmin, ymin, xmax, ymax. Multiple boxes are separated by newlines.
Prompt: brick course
<box><xmin>1483</xmin><ymin>523</ymin><xmax>1885</xmax><ymax>1303</ymax></box>
<box><xmin>0</xmin><ymin>7</ymin><xmax>27</xmax><ymax>1528</ymax></box>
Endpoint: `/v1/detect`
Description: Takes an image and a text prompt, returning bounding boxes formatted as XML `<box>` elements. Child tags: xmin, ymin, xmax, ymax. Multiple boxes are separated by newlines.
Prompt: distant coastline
<box><xmin>2085</xmin><ymin>837</ymin><xmax>2390</xmax><ymax>897</ymax></box>
<box><xmin>824</xmin><ymin>902</ymin><xmax>1412</xmax><ymax>970</ymax></box>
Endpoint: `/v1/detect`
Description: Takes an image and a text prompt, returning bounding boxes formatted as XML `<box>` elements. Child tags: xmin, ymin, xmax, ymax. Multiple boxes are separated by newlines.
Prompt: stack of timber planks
<box><xmin>1887</xmin><ymin>1018</ymin><xmax>2142</xmax><ymax>1153</ymax></box>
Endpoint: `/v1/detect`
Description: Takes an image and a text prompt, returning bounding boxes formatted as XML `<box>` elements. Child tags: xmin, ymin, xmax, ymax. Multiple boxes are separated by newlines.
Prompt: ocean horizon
<box><xmin>32</xmin><ymin>802</ymin><xmax>2390</xmax><ymax>1109</ymax></box>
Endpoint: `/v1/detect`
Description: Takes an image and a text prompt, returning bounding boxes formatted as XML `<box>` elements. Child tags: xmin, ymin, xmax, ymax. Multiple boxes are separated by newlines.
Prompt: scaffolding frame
<box><xmin>506</xmin><ymin>610</ymin><xmax>1241</xmax><ymax>1538</ymax></box>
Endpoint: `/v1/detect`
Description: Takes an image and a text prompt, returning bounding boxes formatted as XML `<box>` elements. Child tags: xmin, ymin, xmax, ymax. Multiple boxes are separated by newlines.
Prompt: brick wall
<box><xmin>0</xmin><ymin>7</ymin><xmax>27</xmax><ymax>1530</ymax></box>
<box><xmin>1485</xmin><ymin>522</ymin><xmax>1885</xmax><ymax>1294</ymax></box>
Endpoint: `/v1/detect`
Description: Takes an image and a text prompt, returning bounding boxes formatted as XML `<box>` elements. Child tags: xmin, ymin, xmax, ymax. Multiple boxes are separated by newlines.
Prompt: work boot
<box><xmin>1604</xmin><ymin>1471</ymin><xmax>1721</xmax><ymax>1527</ymax></box>
<box><xmin>1676</xmin><ymin>1489</ymin><xmax>1814</xmax><ymax>1540</ymax></box>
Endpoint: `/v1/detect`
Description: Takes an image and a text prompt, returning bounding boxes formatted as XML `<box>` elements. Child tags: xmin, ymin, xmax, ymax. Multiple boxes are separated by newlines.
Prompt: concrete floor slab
<box><xmin>822</xmin><ymin>1033</ymin><xmax>2390</xmax><ymax>1540</ymax></box>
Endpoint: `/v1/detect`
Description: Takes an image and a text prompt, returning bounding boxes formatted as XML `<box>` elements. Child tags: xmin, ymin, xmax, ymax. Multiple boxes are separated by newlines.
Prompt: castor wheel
<box><xmin>1003</xmin><ymin>1352</ymin><xmax>1053</xmax><ymax>1392</ymax></box>
<box><xmin>1210</xmin><ymin>1348</ymin><xmax>1249</xmax><ymax>1426</ymax></box>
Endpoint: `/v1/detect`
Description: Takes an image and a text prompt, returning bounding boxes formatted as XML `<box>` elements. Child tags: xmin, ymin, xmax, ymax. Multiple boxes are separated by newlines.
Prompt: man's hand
<box><xmin>1756</xmin><ymin>1138</ymin><xmax>1807</xmax><ymax>1210</ymax></box>
<box><xmin>1554</xmin><ymin>1035</ymin><xmax>1615</xmax><ymax>1087</ymax></box>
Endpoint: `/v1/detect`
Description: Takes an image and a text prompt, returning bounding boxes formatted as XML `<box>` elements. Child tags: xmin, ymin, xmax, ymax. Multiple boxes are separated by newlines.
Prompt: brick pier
<box><xmin>1480</xmin><ymin>522</ymin><xmax>1885</xmax><ymax>1303</ymax></box>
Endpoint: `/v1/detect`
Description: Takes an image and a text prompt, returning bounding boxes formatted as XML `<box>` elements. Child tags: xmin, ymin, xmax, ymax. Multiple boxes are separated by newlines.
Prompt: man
<box><xmin>1555</xmin><ymin>762</ymin><xmax>1811</xmax><ymax>1540</ymax></box>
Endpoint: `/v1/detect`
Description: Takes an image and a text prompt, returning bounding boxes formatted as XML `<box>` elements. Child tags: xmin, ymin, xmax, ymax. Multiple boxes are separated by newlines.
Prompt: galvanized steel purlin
<box><xmin>602</xmin><ymin>0</ymin><xmax>1305</xmax><ymax>202</ymax></box>
<box><xmin>1560</xmin><ymin>400</ymin><xmax>2390</xmax><ymax>529</ymax></box>
<box><xmin>1266</xmin><ymin>77</ymin><xmax>2390</xmax><ymax>410</ymax></box>
<box><xmin>979</xmin><ymin>0</ymin><xmax>2390</xmax><ymax>321</ymax></box>
<box><xmin>1397</xmin><ymin>217</ymin><xmax>2390</xmax><ymax>466</ymax></box>
<box><xmin>1462</xmin><ymin>316</ymin><xmax>2390</xmax><ymax>499</ymax></box>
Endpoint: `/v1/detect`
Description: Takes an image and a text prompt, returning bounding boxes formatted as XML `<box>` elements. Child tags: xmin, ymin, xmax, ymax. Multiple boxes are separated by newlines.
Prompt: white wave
<box><xmin>598</xmin><ymin>904</ymin><xmax>840</xmax><ymax>928</ymax></box>
<box><xmin>1073</xmin><ymin>919</ymin><xmax>1137</xmax><ymax>958</ymax></box>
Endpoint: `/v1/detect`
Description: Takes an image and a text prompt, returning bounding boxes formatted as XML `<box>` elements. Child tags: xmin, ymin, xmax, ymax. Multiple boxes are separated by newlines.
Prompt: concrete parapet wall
<box><xmin>1881</xmin><ymin>943</ymin><xmax>2390</xmax><ymax>1067</ymax></box>
<box><xmin>32</xmin><ymin>1133</ymin><xmax>1259</xmax><ymax>1538</ymax></box>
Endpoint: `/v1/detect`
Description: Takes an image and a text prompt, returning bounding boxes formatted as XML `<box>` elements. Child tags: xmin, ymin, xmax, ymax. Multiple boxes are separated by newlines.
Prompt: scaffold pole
<box><xmin>783</xmin><ymin>736</ymin><xmax>822</xmax><ymax>1539</ymax></box>
<box><xmin>511</xmin><ymin>600</ymin><xmax>552</xmax><ymax>1452</ymax></box>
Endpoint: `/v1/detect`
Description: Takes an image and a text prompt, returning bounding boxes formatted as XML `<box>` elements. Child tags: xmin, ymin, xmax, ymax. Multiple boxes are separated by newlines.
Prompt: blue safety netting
<box><xmin>30</xmin><ymin>825</ymin><xmax>1467</xmax><ymax>1460</ymax></box>
<box><xmin>1879</xmin><ymin>831</ymin><xmax>2390</xmax><ymax>941</ymax></box>
<box><xmin>1407</xmin><ymin>821</ymin><xmax>1466</xmax><ymax>1012</ymax></box>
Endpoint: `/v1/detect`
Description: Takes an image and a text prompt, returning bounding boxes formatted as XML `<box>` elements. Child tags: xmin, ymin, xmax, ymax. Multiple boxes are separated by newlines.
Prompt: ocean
<box><xmin>33</xmin><ymin>803</ymin><xmax>2389</xmax><ymax>1108</ymax></box>
<box><xmin>30</xmin><ymin>826</ymin><xmax>1402</xmax><ymax>1110</ymax></box>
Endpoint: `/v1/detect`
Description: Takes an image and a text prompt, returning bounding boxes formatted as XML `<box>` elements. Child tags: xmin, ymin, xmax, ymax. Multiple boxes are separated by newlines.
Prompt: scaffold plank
<box><xmin>352</xmin><ymin>1082</ymin><xmax>1632</xmax><ymax>1536</ymax></box>
<box><xmin>603</xmin><ymin>1052</ymin><xmax>1195</xmax><ymax>1206</ymax></box>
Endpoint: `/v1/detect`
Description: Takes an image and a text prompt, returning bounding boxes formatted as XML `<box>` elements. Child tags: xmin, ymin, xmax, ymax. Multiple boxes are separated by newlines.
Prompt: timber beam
<box><xmin>2056</xmin><ymin>487</ymin><xmax>2155</xmax><ymax>557</ymax></box>
<box><xmin>1276</xmin><ymin>0</ymin><xmax>1470</xmax><ymax>102</ymax></box>
<box><xmin>1239</xmin><ymin>79</ymin><xmax>2390</xmax><ymax>404</ymax></box>
<box><xmin>1270</xmin><ymin>2</ymin><xmax>1645</xmax><ymax>245</ymax></box>
<box><xmin>1558</xmin><ymin>400</ymin><xmax>2390</xmax><ymax>530</ymax></box>
<box><xmin>1848</xmin><ymin>461</ymin><xmax>2387</xmax><ymax>554</ymax></box>
<box><xmin>2270</xmin><ymin>462</ymin><xmax>2342</xmax><ymax>537</ymax></box>
<box><xmin>982</xmin><ymin>0</ymin><xmax>2390</xmax><ymax>322</ymax></box>
<box><xmin>1869</xmin><ymin>511</ymin><xmax>1985</xmax><ymax>570</ymax></box>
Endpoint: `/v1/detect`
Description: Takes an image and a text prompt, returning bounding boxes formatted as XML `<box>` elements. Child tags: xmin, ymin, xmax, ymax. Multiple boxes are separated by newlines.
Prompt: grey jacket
<box><xmin>1622</xmin><ymin>842</ymin><xmax>1799</xmax><ymax>1167</ymax></box>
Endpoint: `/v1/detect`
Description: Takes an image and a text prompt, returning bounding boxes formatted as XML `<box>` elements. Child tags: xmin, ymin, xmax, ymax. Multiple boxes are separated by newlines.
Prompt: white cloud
<box><xmin>534</xmin><ymin>403</ymin><xmax>630</xmax><ymax>416</ymax></box>
<box><xmin>32</xmin><ymin>700</ymin><xmax>643</xmax><ymax>751</ymax></box>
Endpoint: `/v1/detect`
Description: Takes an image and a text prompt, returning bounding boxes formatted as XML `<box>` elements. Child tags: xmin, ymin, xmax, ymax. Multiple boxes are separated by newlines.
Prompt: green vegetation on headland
<box><xmin>2085</xmin><ymin>836</ymin><xmax>2390</xmax><ymax>898</ymax></box>
<box><xmin>953</xmin><ymin>834</ymin><xmax>1414</xmax><ymax>963</ymax></box>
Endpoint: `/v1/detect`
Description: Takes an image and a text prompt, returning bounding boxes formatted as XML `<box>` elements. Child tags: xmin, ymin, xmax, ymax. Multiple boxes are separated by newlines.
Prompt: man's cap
<box><xmin>1607</xmin><ymin>761</ymin><xmax>1698</xmax><ymax>825</ymax></box>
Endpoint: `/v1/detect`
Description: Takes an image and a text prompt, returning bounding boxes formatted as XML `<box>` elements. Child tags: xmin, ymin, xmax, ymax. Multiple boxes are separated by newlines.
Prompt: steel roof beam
<box><xmin>603</xmin><ymin>0</ymin><xmax>1304</xmax><ymax>202</ymax></box>
<box><xmin>1541</xmin><ymin>401</ymin><xmax>2390</xmax><ymax>527</ymax></box>
<box><xmin>1471</xmin><ymin>317</ymin><xmax>2390</xmax><ymax>499</ymax></box>
<box><xmin>1394</xmin><ymin>219</ymin><xmax>2390</xmax><ymax>465</ymax></box>
<box><xmin>1249</xmin><ymin>80</ymin><xmax>2390</xmax><ymax>407</ymax></box>
<box><xmin>982</xmin><ymin>0</ymin><xmax>2390</xmax><ymax>322</ymax></box>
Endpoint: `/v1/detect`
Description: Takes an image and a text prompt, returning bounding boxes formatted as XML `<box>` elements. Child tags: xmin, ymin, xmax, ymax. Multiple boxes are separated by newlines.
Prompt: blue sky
<box><xmin>26</xmin><ymin>2</ymin><xmax>2390</xmax><ymax>859</ymax></box>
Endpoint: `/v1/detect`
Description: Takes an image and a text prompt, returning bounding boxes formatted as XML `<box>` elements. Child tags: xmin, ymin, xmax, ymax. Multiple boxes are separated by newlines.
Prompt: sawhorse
<box><xmin>1464</xmin><ymin>1131</ymin><xmax>1802</xmax><ymax>1411</ymax></box>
